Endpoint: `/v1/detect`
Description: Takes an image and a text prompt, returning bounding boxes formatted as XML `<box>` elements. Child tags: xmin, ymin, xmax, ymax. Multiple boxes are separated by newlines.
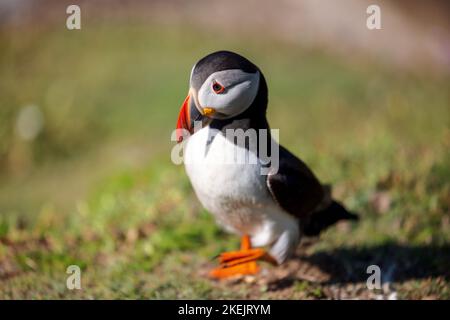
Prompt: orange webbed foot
<box><xmin>208</xmin><ymin>235</ymin><xmax>277</xmax><ymax>280</ymax></box>
<box><xmin>209</xmin><ymin>261</ymin><xmax>260</xmax><ymax>279</ymax></box>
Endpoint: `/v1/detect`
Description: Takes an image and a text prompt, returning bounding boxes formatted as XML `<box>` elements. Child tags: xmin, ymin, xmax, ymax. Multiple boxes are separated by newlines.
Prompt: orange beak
<box><xmin>176</xmin><ymin>94</ymin><xmax>191</xmax><ymax>143</ymax></box>
<box><xmin>176</xmin><ymin>91</ymin><xmax>216</xmax><ymax>143</ymax></box>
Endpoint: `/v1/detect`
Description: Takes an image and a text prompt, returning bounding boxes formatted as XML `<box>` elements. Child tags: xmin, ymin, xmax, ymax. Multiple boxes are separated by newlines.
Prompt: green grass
<box><xmin>0</xmin><ymin>22</ymin><xmax>449</xmax><ymax>299</ymax></box>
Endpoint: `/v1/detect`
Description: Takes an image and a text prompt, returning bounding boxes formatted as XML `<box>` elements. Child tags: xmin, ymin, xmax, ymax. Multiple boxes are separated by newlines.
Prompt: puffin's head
<box><xmin>176</xmin><ymin>51</ymin><xmax>267</xmax><ymax>142</ymax></box>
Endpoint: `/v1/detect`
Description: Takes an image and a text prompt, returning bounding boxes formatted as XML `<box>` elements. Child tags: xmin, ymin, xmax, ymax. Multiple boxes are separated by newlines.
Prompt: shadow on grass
<box><xmin>307</xmin><ymin>243</ymin><xmax>450</xmax><ymax>285</ymax></box>
<box><xmin>269</xmin><ymin>242</ymin><xmax>450</xmax><ymax>291</ymax></box>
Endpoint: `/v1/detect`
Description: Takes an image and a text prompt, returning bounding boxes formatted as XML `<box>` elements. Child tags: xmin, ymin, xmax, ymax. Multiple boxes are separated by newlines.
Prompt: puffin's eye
<box><xmin>212</xmin><ymin>81</ymin><xmax>225</xmax><ymax>94</ymax></box>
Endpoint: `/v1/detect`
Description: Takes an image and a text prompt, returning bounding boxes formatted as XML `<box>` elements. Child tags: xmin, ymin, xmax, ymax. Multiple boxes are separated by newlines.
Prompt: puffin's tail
<box><xmin>301</xmin><ymin>200</ymin><xmax>359</xmax><ymax>237</ymax></box>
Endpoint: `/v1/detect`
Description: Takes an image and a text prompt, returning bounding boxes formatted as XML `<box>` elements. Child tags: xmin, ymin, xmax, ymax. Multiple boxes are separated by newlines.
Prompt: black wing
<box><xmin>266</xmin><ymin>145</ymin><xmax>325</xmax><ymax>219</ymax></box>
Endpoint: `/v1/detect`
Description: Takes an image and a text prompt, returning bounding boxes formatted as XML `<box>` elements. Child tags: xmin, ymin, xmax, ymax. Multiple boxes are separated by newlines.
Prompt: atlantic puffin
<box><xmin>176</xmin><ymin>51</ymin><xmax>358</xmax><ymax>279</ymax></box>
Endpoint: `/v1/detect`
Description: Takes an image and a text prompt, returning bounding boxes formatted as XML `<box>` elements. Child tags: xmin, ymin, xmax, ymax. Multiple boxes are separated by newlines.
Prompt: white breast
<box><xmin>184</xmin><ymin>124</ymin><xmax>299</xmax><ymax>251</ymax></box>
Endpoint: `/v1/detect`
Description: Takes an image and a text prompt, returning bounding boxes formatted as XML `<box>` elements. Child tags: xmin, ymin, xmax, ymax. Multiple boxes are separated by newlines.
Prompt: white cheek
<box><xmin>198</xmin><ymin>70</ymin><xmax>260</xmax><ymax>118</ymax></box>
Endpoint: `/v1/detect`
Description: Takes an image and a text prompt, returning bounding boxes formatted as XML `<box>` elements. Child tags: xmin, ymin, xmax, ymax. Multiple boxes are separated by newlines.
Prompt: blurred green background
<box><xmin>0</xmin><ymin>0</ymin><xmax>449</xmax><ymax>299</ymax></box>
